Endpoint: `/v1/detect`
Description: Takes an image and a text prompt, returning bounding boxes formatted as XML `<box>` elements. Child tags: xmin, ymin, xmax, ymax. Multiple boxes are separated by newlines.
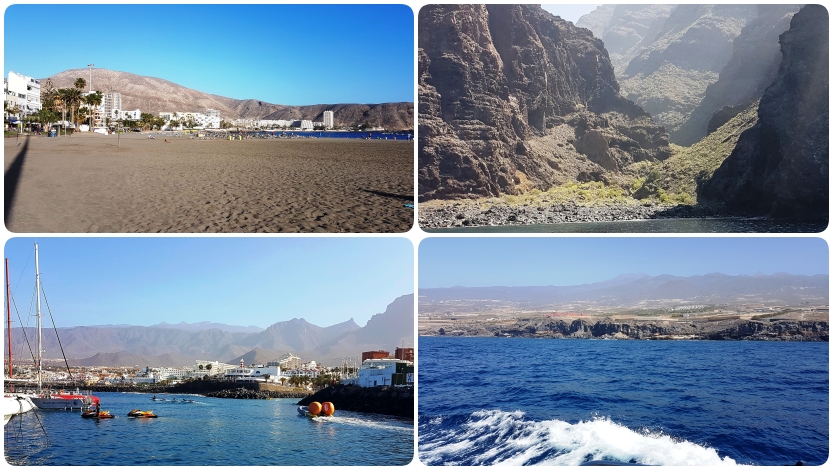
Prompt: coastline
<box><xmin>419</xmin><ymin>316</ymin><xmax>829</xmax><ymax>341</ymax></box>
<box><xmin>419</xmin><ymin>199</ymin><xmax>716</xmax><ymax>228</ymax></box>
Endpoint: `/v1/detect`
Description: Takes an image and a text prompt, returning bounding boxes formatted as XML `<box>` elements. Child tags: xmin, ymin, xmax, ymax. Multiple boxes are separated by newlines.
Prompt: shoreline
<box><xmin>419</xmin><ymin>198</ymin><xmax>727</xmax><ymax>229</ymax></box>
<box><xmin>419</xmin><ymin>317</ymin><xmax>829</xmax><ymax>341</ymax></box>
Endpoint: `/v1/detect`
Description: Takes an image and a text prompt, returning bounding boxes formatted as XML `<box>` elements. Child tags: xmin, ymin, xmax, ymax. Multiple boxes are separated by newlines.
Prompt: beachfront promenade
<box><xmin>4</xmin><ymin>133</ymin><xmax>414</xmax><ymax>233</ymax></box>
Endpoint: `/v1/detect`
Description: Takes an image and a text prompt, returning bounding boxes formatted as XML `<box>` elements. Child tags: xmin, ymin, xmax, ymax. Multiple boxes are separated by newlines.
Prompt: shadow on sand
<box><xmin>4</xmin><ymin>136</ymin><xmax>29</xmax><ymax>227</ymax></box>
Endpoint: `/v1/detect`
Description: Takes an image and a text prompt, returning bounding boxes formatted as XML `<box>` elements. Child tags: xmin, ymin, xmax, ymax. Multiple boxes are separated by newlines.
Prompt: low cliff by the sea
<box><xmin>421</xmin><ymin>317</ymin><xmax>828</xmax><ymax>341</ymax></box>
<box><xmin>298</xmin><ymin>384</ymin><xmax>414</xmax><ymax>419</ymax></box>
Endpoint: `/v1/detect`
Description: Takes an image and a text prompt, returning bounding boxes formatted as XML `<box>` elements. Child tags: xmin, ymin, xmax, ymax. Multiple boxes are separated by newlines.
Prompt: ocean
<box><xmin>423</xmin><ymin>217</ymin><xmax>828</xmax><ymax>233</ymax></box>
<box><xmin>418</xmin><ymin>337</ymin><xmax>828</xmax><ymax>466</ymax></box>
<box><xmin>5</xmin><ymin>392</ymin><xmax>413</xmax><ymax>465</ymax></box>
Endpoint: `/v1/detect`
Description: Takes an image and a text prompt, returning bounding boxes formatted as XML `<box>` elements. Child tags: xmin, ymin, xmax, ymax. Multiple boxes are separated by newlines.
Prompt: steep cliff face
<box><xmin>418</xmin><ymin>4</ymin><xmax>670</xmax><ymax>201</ymax></box>
<box><xmin>613</xmin><ymin>5</ymin><xmax>758</xmax><ymax>136</ymax></box>
<box><xmin>576</xmin><ymin>5</ymin><xmax>675</xmax><ymax>77</ymax></box>
<box><xmin>698</xmin><ymin>5</ymin><xmax>828</xmax><ymax>220</ymax></box>
<box><xmin>673</xmin><ymin>5</ymin><xmax>801</xmax><ymax>145</ymax></box>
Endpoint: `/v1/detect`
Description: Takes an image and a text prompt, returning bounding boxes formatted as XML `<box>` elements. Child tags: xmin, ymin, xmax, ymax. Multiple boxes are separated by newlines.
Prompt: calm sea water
<box><xmin>418</xmin><ymin>337</ymin><xmax>828</xmax><ymax>466</ymax></box>
<box><xmin>5</xmin><ymin>393</ymin><xmax>413</xmax><ymax>465</ymax></box>
<box><xmin>424</xmin><ymin>218</ymin><xmax>827</xmax><ymax>233</ymax></box>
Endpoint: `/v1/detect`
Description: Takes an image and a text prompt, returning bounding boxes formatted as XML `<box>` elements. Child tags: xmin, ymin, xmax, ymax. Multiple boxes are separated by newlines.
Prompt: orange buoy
<box><xmin>321</xmin><ymin>402</ymin><xmax>335</xmax><ymax>416</ymax></box>
<box><xmin>307</xmin><ymin>401</ymin><xmax>322</xmax><ymax>415</ymax></box>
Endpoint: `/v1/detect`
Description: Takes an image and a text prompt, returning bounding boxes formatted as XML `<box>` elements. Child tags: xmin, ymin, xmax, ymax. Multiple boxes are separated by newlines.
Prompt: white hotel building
<box><xmin>323</xmin><ymin>110</ymin><xmax>334</xmax><ymax>129</ymax></box>
<box><xmin>5</xmin><ymin>71</ymin><xmax>42</xmax><ymax>118</ymax></box>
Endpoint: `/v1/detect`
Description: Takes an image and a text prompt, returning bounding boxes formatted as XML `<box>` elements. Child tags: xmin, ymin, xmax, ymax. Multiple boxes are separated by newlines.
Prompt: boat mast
<box><xmin>35</xmin><ymin>243</ymin><xmax>42</xmax><ymax>391</ymax></box>
<box><xmin>5</xmin><ymin>258</ymin><xmax>11</xmax><ymax>378</ymax></box>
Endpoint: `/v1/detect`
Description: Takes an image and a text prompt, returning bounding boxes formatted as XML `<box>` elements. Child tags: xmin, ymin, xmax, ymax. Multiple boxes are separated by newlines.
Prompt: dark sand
<box><xmin>5</xmin><ymin>133</ymin><xmax>414</xmax><ymax>232</ymax></box>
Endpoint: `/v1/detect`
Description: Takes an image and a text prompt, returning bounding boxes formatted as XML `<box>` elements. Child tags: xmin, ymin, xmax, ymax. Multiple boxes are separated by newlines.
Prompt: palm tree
<box><xmin>61</xmin><ymin>87</ymin><xmax>83</xmax><ymax>131</ymax></box>
<box><xmin>85</xmin><ymin>92</ymin><xmax>102</xmax><ymax>129</ymax></box>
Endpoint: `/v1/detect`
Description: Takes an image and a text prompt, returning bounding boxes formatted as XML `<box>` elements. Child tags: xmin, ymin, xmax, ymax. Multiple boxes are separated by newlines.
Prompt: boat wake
<box><xmin>419</xmin><ymin>410</ymin><xmax>743</xmax><ymax>466</ymax></box>
<box><xmin>316</xmin><ymin>414</ymin><xmax>412</xmax><ymax>433</ymax></box>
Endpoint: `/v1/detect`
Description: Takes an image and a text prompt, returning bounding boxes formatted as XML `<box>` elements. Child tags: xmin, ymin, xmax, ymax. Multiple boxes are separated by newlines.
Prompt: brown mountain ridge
<box><xmin>45</xmin><ymin>68</ymin><xmax>414</xmax><ymax>130</ymax></box>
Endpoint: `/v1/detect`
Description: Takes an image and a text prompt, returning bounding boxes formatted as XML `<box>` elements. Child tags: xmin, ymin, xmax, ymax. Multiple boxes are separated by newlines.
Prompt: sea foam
<box><xmin>419</xmin><ymin>410</ymin><xmax>743</xmax><ymax>466</ymax></box>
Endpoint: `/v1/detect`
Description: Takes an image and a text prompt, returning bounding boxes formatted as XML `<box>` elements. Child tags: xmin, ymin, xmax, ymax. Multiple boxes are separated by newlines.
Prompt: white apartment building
<box><xmin>102</xmin><ymin>92</ymin><xmax>122</xmax><ymax>118</ymax></box>
<box><xmin>355</xmin><ymin>359</ymin><xmax>414</xmax><ymax>387</ymax></box>
<box><xmin>224</xmin><ymin>363</ymin><xmax>281</xmax><ymax>383</ymax></box>
<box><xmin>323</xmin><ymin>110</ymin><xmax>334</xmax><ymax>128</ymax></box>
<box><xmin>292</xmin><ymin>120</ymin><xmax>313</xmax><ymax>130</ymax></box>
<box><xmin>113</xmin><ymin>109</ymin><xmax>141</xmax><ymax>120</ymax></box>
<box><xmin>160</xmin><ymin>110</ymin><xmax>221</xmax><ymax>130</ymax></box>
<box><xmin>5</xmin><ymin>71</ymin><xmax>42</xmax><ymax>117</ymax></box>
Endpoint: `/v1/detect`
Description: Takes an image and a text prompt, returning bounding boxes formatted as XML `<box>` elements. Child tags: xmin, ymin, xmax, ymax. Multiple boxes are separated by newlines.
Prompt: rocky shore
<box><xmin>419</xmin><ymin>199</ymin><xmax>723</xmax><ymax>228</ymax></box>
<box><xmin>85</xmin><ymin>381</ymin><xmax>307</xmax><ymax>398</ymax></box>
<box><xmin>298</xmin><ymin>384</ymin><xmax>414</xmax><ymax>419</ymax></box>
<box><xmin>421</xmin><ymin>317</ymin><xmax>828</xmax><ymax>341</ymax></box>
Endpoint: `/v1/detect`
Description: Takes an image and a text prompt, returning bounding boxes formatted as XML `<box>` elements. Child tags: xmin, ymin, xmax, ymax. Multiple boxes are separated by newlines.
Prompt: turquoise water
<box><xmin>423</xmin><ymin>217</ymin><xmax>827</xmax><ymax>233</ymax></box>
<box><xmin>5</xmin><ymin>392</ymin><xmax>413</xmax><ymax>465</ymax></box>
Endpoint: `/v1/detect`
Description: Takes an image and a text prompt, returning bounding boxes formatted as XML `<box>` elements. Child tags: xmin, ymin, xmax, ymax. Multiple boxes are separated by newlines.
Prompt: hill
<box><xmin>45</xmin><ymin>68</ymin><xmax>414</xmax><ymax>130</ymax></box>
<box><xmin>13</xmin><ymin>294</ymin><xmax>414</xmax><ymax>367</ymax></box>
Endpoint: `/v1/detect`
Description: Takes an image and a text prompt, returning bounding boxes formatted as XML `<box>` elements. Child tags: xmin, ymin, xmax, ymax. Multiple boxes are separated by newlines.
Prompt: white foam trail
<box><xmin>419</xmin><ymin>410</ymin><xmax>744</xmax><ymax>466</ymax></box>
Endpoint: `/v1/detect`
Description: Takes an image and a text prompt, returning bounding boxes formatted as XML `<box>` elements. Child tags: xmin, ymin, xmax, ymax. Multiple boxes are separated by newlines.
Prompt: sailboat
<box><xmin>4</xmin><ymin>257</ymin><xmax>36</xmax><ymax>424</ymax></box>
<box><xmin>23</xmin><ymin>243</ymin><xmax>98</xmax><ymax>411</ymax></box>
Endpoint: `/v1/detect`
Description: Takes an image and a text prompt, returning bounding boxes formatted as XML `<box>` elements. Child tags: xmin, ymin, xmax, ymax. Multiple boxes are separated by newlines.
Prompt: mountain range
<box><xmin>420</xmin><ymin>273</ymin><xmax>828</xmax><ymax>313</ymax></box>
<box><xmin>11</xmin><ymin>294</ymin><xmax>413</xmax><ymax>367</ymax></box>
<box><xmin>45</xmin><ymin>68</ymin><xmax>414</xmax><ymax>130</ymax></box>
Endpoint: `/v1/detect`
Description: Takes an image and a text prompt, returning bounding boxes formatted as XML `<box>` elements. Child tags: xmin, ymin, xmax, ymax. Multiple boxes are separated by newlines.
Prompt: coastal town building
<box><xmin>277</xmin><ymin>353</ymin><xmax>303</xmax><ymax>370</ymax></box>
<box><xmin>291</xmin><ymin>119</ymin><xmax>313</xmax><ymax>130</ymax></box>
<box><xmin>159</xmin><ymin>110</ymin><xmax>221</xmax><ymax>130</ymax></box>
<box><xmin>355</xmin><ymin>358</ymin><xmax>414</xmax><ymax>387</ymax></box>
<box><xmin>223</xmin><ymin>359</ymin><xmax>281</xmax><ymax>383</ymax></box>
<box><xmin>362</xmin><ymin>350</ymin><xmax>390</xmax><ymax>362</ymax></box>
<box><xmin>5</xmin><ymin>71</ymin><xmax>42</xmax><ymax>119</ymax></box>
<box><xmin>394</xmin><ymin>347</ymin><xmax>414</xmax><ymax>362</ymax></box>
<box><xmin>102</xmin><ymin>92</ymin><xmax>122</xmax><ymax>118</ymax></box>
<box><xmin>323</xmin><ymin>110</ymin><xmax>334</xmax><ymax>128</ymax></box>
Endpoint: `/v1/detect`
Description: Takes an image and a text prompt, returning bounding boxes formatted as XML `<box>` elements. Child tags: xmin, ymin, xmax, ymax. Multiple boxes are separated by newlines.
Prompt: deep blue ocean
<box><xmin>418</xmin><ymin>337</ymin><xmax>828</xmax><ymax>466</ymax></box>
<box><xmin>5</xmin><ymin>392</ymin><xmax>413</xmax><ymax>465</ymax></box>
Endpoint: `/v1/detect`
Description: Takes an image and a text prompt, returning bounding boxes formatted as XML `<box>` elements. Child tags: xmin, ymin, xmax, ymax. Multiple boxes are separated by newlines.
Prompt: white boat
<box><xmin>3</xmin><ymin>394</ymin><xmax>35</xmax><ymax>425</ymax></box>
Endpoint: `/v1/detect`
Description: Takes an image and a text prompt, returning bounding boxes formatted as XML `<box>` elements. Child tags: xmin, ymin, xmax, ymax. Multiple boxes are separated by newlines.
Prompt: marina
<box><xmin>5</xmin><ymin>391</ymin><xmax>413</xmax><ymax>465</ymax></box>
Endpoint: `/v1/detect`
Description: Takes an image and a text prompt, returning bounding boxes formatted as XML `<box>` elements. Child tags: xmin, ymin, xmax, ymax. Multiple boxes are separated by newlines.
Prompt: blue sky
<box><xmin>419</xmin><ymin>238</ymin><xmax>829</xmax><ymax>288</ymax></box>
<box><xmin>4</xmin><ymin>5</ymin><xmax>413</xmax><ymax>105</ymax></box>
<box><xmin>541</xmin><ymin>4</ymin><xmax>602</xmax><ymax>24</ymax></box>
<box><xmin>4</xmin><ymin>238</ymin><xmax>414</xmax><ymax>328</ymax></box>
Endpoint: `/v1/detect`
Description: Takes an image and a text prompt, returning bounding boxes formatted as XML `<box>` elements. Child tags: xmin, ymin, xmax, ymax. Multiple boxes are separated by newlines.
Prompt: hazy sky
<box><xmin>419</xmin><ymin>238</ymin><xmax>828</xmax><ymax>288</ymax></box>
<box><xmin>541</xmin><ymin>4</ymin><xmax>603</xmax><ymax>25</ymax></box>
<box><xmin>4</xmin><ymin>238</ymin><xmax>414</xmax><ymax>328</ymax></box>
<box><xmin>4</xmin><ymin>4</ymin><xmax>413</xmax><ymax>105</ymax></box>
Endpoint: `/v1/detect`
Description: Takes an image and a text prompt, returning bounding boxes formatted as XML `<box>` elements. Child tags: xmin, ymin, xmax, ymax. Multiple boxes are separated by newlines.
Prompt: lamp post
<box><xmin>87</xmin><ymin>64</ymin><xmax>94</xmax><ymax>93</ymax></box>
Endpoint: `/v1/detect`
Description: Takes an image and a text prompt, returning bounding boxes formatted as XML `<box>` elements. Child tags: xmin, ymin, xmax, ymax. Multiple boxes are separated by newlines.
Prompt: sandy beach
<box><xmin>5</xmin><ymin>133</ymin><xmax>414</xmax><ymax>232</ymax></box>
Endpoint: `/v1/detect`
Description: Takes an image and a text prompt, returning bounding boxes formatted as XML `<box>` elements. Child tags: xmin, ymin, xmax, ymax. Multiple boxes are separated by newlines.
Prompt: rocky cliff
<box><xmin>46</xmin><ymin>69</ymin><xmax>414</xmax><ymax>129</ymax></box>
<box><xmin>698</xmin><ymin>5</ymin><xmax>828</xmax><ymax>220</ymax></box>
<box><xmin>418</xmin><ymin>4</ymin><xmax>670</xmax><ymax>201</ymax></box>
<box><xmin>612</xmin><ymin>5</ymin><xmax>758</xmax><ymax>137</ymax></box>
<box><xmin>421</xmin><ymin>317</ymin><xmax>828</xmax><ymax>342</ymax></box>
<box><xmin>576</xmin><ymin>5</ymin><xmax>675</xmax><ymax>77</ymax></box>
<box><xmin>673</xmin><ymin>5</ymin><xmax>801</xmax><ymax>145</ymax></box>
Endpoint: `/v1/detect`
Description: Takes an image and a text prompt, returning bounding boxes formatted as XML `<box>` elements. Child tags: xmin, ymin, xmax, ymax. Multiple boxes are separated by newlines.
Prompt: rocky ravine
<box><xmin>421</xmin><ymin>317</ymin><xmax>828</xmax><ymax>341</ymax></box>
<box><xmin>418</xmin><ymin>4</ymin><xmax>670</xmax><ymax>201</ymax></box>
<box><xmin>698</xmin><ymin>5</ymin><xmax>829</xmax><ymax>219</ymax></box>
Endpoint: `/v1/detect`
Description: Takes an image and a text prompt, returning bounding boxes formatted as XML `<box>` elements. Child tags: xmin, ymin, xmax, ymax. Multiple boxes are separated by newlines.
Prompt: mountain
<box><xmin>12</xmin><ymin>295</ymin><xmax>413</xmax><ymax>367</ymax></box>
<box><xmin>151</xmin><ymin>321</ymin><xmax>264</xmax><ymax>334</ymax></box>
<box><xmin>44</xmin><ymin>68</ymin><xmax>414</xmax><ymax>130</ymax></box>
<box><xmin>611</xmin><ymin>5</ymin><xmax>759</xmax><ymax>137</ymax></box>
<box><xmin>576</xmin><ymin>5</ymin><xmax>676</xmax><ymax>77</ymax></box>
<box><xmin>418</xmin><ymin>4</ymin><xmax>670</xmax><ymax>201</ymax></box>
<box><xmin>698</xmin><ymin>5</ymin><xmax>829</xmax><ymax>219</ymax></box>
<box><xmin>419</xmin><ymin>273</ymin><xmax>828</xmax><ymax>314</ymax></box>
<box><xmin>672</xmin><ymin>5</ymin><xmax>801</xmax><ymax>145</ymax></box>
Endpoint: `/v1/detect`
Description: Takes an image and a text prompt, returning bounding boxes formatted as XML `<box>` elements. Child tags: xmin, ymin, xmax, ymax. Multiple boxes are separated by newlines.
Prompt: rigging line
<box><xmin>11</xmin><ymin>248</ymin><xmax>33</xmax><ymax>297</ymax></box>
<box><xmin>10</xmin><ymin>289</ymin><xmax>37</xmax><ymax>366</ymax></box>
<box><xmin>29</xmin><ymin>407</ymin><xmax>51</xmax><ymax>446</ymax></box>
<box><xmin>40</xmin><ymin>280</ymin><xmax>76</xmax><ymax>385</ymax></box>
